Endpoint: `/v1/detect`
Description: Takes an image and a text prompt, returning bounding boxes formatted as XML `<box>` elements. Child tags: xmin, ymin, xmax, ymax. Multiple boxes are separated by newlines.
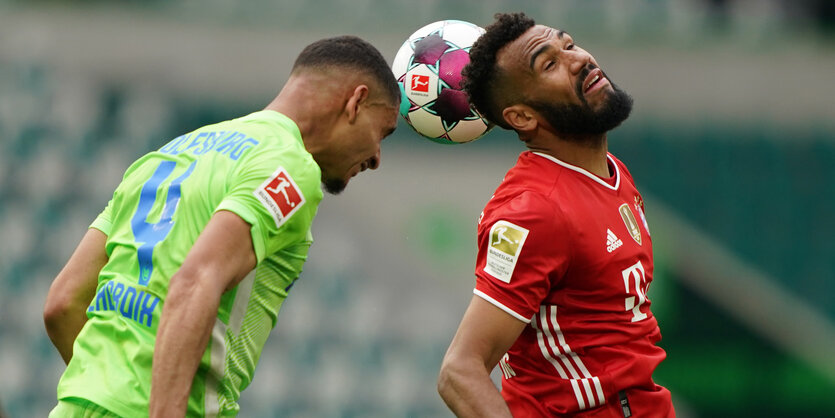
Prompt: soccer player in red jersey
<box><xmin>438</xmin><ymin>13</ymin><xmax>675</xmax><ymax>417</ymax></box>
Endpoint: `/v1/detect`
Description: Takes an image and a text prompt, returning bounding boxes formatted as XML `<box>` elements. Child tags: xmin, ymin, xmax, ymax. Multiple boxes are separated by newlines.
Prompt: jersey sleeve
<box><xmin>215</xmin><ymin>144</ymin><xmax>320</xmax><ymax>264</ymax></box>
<box><xmin>90</xmin><ymin>198</ymin><xmax>115</xmax><ymax>236</ymax></box>
<box><xmin>474</xmin><ymin>191</ymin><xmax>570</xmax><ymax>323</ymax></box>
<box><xmin>259</xmin><ymin>231</ymin><xmax>314</xmax><ymax>298</ymax></box>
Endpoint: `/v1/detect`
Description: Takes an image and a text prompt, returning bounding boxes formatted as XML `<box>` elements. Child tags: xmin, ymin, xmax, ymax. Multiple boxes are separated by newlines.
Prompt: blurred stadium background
<box><xmin>1</xmin><ymin>0</ymin><xmax>833</xmax><ymax>417</ymax></box>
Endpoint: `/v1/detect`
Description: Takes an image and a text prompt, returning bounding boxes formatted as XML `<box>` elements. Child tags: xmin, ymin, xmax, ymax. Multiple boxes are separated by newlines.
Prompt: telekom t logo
<box><xmin>411</xmin><ymin>75</ymin><xmax>430</xmax><ymax>92</ymax></box>
<box><xmin>622</xmin><ymin>260</ymin><xmax>649</xmax><ymax>322</ymax></box>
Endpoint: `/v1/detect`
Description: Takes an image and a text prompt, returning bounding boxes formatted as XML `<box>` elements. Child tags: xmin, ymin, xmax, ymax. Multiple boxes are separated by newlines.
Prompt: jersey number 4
<box><xmin>131</xmin><ymin>160</ymin><xmax>196</xmax><ymax>286</ymax></box>
<box><xmin>622</xmin><ymin>260</ymin><xmax>649</xmax><ymax>322</ymax></box>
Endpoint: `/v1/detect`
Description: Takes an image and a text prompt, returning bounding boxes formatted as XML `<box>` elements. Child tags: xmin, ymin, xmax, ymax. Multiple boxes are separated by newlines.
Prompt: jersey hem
<box><xmin>57</xmin><ymin>391</ymin><xmax>139</xmax><ymax>418</ymax></box>
<box><xmin>473</xmin><ymin>289</ymin><xmax>531</xmax><ymax>323</ymax></box>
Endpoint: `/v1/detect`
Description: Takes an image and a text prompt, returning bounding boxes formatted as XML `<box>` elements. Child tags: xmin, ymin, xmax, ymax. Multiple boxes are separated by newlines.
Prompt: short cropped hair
<box><xmin>292</xmin><ymin>36</ymin><xmax>401</xmax><ymax>106</ymax></box>
<box><xmin>462</xmin><ymin>13</ymin><xmax>535</xmax><ymax>128</ymax></box>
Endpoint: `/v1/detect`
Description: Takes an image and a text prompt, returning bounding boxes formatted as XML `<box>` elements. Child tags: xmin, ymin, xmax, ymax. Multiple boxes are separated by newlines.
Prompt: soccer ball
<box><xmin>392</xmin><ymin>20</ymin><xmax>493</xmax><ymax>144</ymax></box>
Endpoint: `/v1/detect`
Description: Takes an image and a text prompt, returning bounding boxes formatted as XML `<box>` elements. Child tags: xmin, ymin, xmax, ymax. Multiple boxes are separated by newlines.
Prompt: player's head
<box><xmin>279</xmin><ymin>36</ymin><xmax>400</xmax><ymax>194</ymax></box>
<box><xmin>290</xmin><ymin>36</ymin><xmax>402</xmax><ymax>106</ymax></box>
<box><xmin>463</xmin><ymin>12</ymin><xmax>633</xmax><ymax>140</ymax></box>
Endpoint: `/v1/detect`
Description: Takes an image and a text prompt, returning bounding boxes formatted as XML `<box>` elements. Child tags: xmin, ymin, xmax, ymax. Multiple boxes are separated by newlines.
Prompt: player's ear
<box><xmin>502</xmin><ymin>104</ymin><xmax>538</xmax><ymax>133</ymax></box>
<box><xmin>345</xmin><ymin>84</ymin><xmax>370</xmax><ymax>124</ymax></box>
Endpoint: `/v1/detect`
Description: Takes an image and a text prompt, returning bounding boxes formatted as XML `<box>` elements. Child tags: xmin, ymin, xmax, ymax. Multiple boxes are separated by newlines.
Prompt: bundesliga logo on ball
<box><xmin>392</xmin><ymin>20</ymin><xmax>494</xmax><ymax>144</ymax></box>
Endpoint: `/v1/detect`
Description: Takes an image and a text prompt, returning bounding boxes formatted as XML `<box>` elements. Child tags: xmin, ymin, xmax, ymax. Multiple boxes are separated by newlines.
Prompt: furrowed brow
<box><xmin>529</xmin><ymin>44</ymin><xmax>555</xmax><ymax>70</ymax></box>
<box><xmin>528</xmin><ymin>30</ymin><xmax>567</xmax><ymax>70</ymax></box>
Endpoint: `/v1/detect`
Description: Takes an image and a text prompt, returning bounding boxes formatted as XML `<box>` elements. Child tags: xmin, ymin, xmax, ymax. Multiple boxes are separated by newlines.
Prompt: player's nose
<box><xmin>568</xmin><ymin>50</ymin><xmax>592</xmax><ymax>75</ymax></box>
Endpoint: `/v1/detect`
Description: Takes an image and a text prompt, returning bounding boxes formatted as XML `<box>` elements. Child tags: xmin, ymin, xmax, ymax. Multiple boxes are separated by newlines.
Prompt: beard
<box><xmin>322</xmin><ymin>177</ymin><xmax>347</xmax><ymax>195</ymax></box>
<box><xmin>529</xmin><ymin>71</ymin><xmax>634</xmax><ymax>138</ymax></box>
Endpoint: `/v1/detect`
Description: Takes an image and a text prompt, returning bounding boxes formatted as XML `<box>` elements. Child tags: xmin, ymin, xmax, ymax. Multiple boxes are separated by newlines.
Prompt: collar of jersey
<box><xmin>248</xmin><ymin>110</ymin><xmax>303</xmax><ymax>145</ymax></box>
<box><xmin>531</xmin><ymin>151</ymin><xmax>620</xmax><ymax>191</ymax></box>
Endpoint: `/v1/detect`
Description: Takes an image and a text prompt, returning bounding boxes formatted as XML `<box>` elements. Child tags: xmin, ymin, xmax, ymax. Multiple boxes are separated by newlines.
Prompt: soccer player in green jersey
<box><xmin>43</xmin><ymin>36</ymin><xmax>400</xmax><ymax>417</ymax></box>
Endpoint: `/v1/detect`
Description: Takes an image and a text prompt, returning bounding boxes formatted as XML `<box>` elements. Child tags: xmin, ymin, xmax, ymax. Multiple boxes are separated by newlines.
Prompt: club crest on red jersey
<box><xmin>484</xmin><ymin>220</ymin><xmax>529</xmax><ymax>283</ymax></box>
<box><xmin>254</xmin><ymin>167</ymin><xmax>305</xmax><ymax>228</ymax></box>
<box><xmin>618</xmin><ymin>203</ymin><xmax>642</xmax><ymax>245</ymax></box>
<box><xmin>634</xmin><ymin>195</ymin><xmax>650</xmax><ymax>236</ymax></box>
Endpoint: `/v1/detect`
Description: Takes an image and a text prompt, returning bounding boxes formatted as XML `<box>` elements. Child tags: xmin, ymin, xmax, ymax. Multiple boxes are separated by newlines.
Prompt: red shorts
<box><xmin>504</xmin><ymin>384</ymin><xmax>675</xmax><ymax>417</ymax></box>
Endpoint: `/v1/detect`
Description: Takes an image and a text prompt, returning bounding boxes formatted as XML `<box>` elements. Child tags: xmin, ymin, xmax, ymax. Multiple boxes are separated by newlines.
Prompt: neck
<box><xmin>264</xmin><ymin>74</ymin><xmax>342</xmax><ymax>157</ymax></box>
<box><xmin>526</xmin><ymin>133</ymin><xmax>611</xmax><ymax>178</ymax></box>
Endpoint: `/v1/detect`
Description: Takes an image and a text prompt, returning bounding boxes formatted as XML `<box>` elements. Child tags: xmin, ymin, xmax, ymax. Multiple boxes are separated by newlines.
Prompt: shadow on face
<box><xmin>320</xmin><ymin>98</ymin><xmax>398</xmax><ymax>195</ymax></box>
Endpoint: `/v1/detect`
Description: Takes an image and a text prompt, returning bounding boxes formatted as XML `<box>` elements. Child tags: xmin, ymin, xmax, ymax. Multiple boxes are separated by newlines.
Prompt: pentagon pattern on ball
<box><xmin>391</xmin><ymin>20</ymin><xmax>493</xmax><ymax>144</ymax></box>
<box><xmin>413</xmin><ymin>34</ymin><xmax>450</xmax><ymax>65</ymax></box>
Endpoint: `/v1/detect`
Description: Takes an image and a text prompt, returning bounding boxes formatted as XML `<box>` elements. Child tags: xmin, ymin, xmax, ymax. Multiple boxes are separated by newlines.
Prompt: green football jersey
<box><xmin>56</xmin><ymin>110</ymin><xmax>323</xmax><ymax>417</ymax></box>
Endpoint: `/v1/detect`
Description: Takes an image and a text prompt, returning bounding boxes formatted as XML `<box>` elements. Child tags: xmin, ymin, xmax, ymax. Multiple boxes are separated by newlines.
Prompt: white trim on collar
<box><xmin>532</xmin><ymin>152</ymin><xmax>620</xmax><ymax>191</ymax></box>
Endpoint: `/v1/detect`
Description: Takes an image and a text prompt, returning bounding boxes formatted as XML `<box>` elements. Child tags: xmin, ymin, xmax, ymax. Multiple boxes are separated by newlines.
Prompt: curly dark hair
<box><xmin>292</xmin><ymin>36</ymin><xmax>401</xmax><ymax>106</ymax></box>
<box><xmin>463</xmin><ymin>12</ymin><xmax>535</xmax><ymax>129</ymax></box>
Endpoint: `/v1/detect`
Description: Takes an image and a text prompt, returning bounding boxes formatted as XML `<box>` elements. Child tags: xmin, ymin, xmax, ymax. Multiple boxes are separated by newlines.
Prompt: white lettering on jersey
<box><xmin>484</xmin><ymin>220</ymin><xmax>529</xmax><ymax>283</ymax></box>
<box><xmin>622</xmin><ymin>260</ymin><xmax>649</xmax><ymax>322</ymax></box>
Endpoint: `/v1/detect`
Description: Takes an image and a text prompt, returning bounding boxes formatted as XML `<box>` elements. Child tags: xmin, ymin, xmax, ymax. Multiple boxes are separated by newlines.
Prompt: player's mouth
<box><xmin>583</xmin><ymin>68</ymin><xmax>609</xmax><ymax>95</ymax></box>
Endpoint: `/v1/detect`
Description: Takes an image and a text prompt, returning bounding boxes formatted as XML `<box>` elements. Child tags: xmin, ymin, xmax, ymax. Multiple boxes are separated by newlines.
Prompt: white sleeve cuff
<box><xmin>473</xmin><ymin>289</ymin><xmax>532</xmax><ymax>324</ymax></box>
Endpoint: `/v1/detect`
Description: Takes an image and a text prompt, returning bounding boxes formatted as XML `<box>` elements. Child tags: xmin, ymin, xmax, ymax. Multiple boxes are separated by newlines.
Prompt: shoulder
<box><xmin>483</xmin><ymin>152</ymin><xmax>577</xmax><ymax>223</ymax></box>
<box><xmin>489</xmin><ymin>152</ymin><xmax>559</xmax><ymax>201</ymax></box>
<box><xmin>234</xmin><ymin>112</ymin><xmax>302</xmax><ymax>152</ymax></box>
<box><xmin>480</xmin><ymin>189</ymin><xmax>566</xmax><ymax>243</ymax></box>
<box><xmin>484</xmin><ymin>189</ymin><xmax>555</xmax><ymax>218</ymax></box>
<box><xmin>237</xmin><ymin>112</ymin><xmax>320</xmax><ymax>184</ymax></box>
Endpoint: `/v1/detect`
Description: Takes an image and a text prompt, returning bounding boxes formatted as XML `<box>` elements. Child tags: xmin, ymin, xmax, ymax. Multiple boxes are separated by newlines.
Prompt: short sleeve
<box><xmin>474</xmin><ymin>191</ymin><xmax>570</xmax><ymax>323</ymax></box>
<box><xmin>90</xmin><ymin>199</ymin><xmax>114</xmax><ymax>236</ymax></box>
<box><xmin>215</xmin><ymin>144</ymin><xmax>321</xmax><ymax>264</ymax></box>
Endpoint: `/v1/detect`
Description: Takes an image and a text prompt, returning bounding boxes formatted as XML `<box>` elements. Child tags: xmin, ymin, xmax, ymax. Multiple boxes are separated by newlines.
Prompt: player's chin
<box><xmin>322</xmin><ymin>177</ymin><xmax>348</xmax><ymax>195</ymax></box>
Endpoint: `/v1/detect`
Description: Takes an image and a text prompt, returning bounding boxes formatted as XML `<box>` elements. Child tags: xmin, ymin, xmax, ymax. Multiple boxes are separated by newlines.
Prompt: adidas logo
<box><xmin>606</xmin><ymin>229</ymin><xmax>623</xmax><ymax>253</ymax></box>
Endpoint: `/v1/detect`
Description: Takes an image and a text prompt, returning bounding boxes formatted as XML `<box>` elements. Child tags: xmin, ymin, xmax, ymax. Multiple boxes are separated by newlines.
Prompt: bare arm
<box><xmin>44</xmin><ymin>228</ymin><xmax>108</xmax><ymax>364</ymax></box>
<box><xmin>438</xmin><ymin>295</ymin><xmax>528</xmax><ymax>417</ymax></box>
<box><xmin>149</xmin><ymin>210</ymin><xmax>257</xmax><ymax>418</ymax></box>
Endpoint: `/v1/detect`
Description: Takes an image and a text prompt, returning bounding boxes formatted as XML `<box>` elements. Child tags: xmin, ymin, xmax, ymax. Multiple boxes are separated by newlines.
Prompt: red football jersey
<box><xmin>474</xmin><ymin>151</ymin><xmax>674</xmax><ymax>417</ymax></box>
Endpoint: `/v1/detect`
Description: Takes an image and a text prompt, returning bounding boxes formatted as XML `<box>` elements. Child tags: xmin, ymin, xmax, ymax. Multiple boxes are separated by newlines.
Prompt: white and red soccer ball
<box><xmin>392</xmin><ymin>20</ymin><xmax>493</xmax><ymax>144</ymax></box>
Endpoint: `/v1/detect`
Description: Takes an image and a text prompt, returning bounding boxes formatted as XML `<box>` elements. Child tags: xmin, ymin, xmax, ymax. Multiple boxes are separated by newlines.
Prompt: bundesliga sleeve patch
<box><xmin>484</xmin><ymin>220</ymin><xmax>529</xmax><ymax>283</ymax></box>
<box><xmin>253</xmin><ymin>166</ymin><xmax>305</xmax><ymax>228</ymax></box>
